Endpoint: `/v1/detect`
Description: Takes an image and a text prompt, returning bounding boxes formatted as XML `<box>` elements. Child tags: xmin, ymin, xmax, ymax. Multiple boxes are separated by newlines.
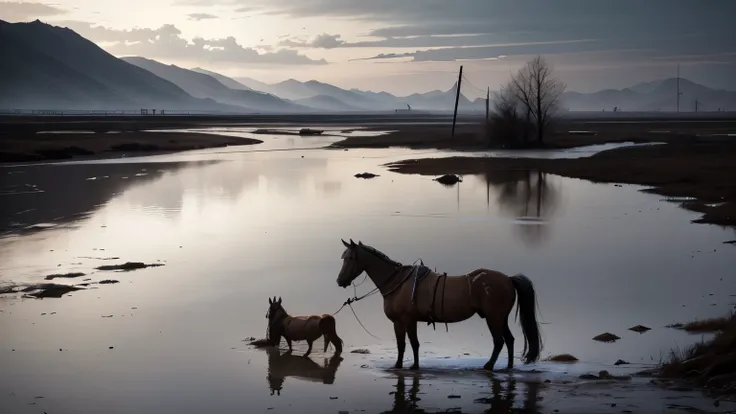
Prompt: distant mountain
<box><xmin>230</xmin><ymin>76</ymin><xmax>480</xmax><ymax>112</ymax></box>
<box><xmin>0</xmin><ymin>20</ymin><xmax>238</xmax><ymax>112</ymax></box>
<box><xmin>562</xmin><ymin>78</ymin><xmax>736</xmax><ymax>112</ymax></box>
<box><xmin>234</xmin><ymin>77</ymin><xmax>277</xmax><ymax>94</ymax></box>
<box><xmin>191</xmin><ymin>67</ymin><xmax>253</xmax><ymax>91</ymax></box>
<box><xmin>293</xmin><ymin>94</ymin><xmax>362</xmax><ymax>112</ymax></box>
<box><xmin>123</xmin><ymin>57</ymin><xmax>308</xmax><ymax>113</ymax></box>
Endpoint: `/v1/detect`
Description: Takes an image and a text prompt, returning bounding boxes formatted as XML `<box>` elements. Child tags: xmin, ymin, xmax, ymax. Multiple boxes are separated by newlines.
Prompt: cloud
<box><xmin>0</xmin><ymin>1</ymin><xmax>67</xmax><ymax>21</ymax></box>
<box><xmin>353</xmin><ymin>39</ymin><xmax>600</xmax><ymax>62</ymax></box>
<box><xmin>187</xmin><ymin>13</ymin><xmax>218</xmax><ymax>21</ymax></box>
<box><xmin>177</xmin><ymin>1</ymin><xmax>735</xmax><ymax>57</ymax></box>
<box><xmin>279</xmin><ymin>33</ymin><xmax>345</xmax><ymax>49</ymax></box>
<box><xmin>58</xmin><ymin>21</ymin><xmax>327</xmax><ymax>65</ymax></box>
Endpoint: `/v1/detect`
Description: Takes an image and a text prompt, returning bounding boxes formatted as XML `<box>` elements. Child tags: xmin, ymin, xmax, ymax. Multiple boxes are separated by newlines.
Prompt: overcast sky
<box><xmin>2</xmin><ymin>0</ymin><xmax>735</xmax><ymax>96</ymax></box>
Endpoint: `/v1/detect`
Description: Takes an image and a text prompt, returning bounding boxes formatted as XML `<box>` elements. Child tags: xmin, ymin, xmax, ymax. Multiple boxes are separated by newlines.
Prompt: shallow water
<box><xmin>1</xmin><ymin>128</ymin><xmax>735</xmax><ymax>413</ymax></box>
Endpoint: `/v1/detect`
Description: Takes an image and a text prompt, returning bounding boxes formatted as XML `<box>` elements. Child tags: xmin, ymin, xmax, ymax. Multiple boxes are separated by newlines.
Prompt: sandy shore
<box><xmin>0</xmin><ymin>131</ymin><xmax>262</xmax><ymax>163</ymax></box>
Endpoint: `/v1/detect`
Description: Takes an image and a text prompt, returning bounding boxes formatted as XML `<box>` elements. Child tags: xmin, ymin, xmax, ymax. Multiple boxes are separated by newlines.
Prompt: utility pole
<box><xmin>676</xmin><ymin>64</ymin><xmax>682</xmax><ymax>113</ymax></box>
<box><xmin>485</xmin><ymin>87</ymin><xmax>490</xmax><ymax>126</ymax></box>
<box><xmin>451</xmin><ymin>65</ymin><xmax>463</xmax><ymax>138</ymax></box>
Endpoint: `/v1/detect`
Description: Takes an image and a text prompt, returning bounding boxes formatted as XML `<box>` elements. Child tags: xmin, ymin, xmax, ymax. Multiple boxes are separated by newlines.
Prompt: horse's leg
<box><xmin>305</xmin><ymin>340</ymin><xmax>313</xmax><ymax>357</ymax></box>
<box><xmin>503</xmin><ymin>320</ymin><xmax>515</xmax><ymax>370</ymax></box>
<box><xmin>286</xmin><ymin>338</ymin><xmax>293</xmax><ymax>352</ymax></box>
<box><xmin>323</xmin><ymin>334</ymin><xmax>329</xmax><ymax>353</ymax></box>
<box><xmin>406</xmin><ymin>320</ymin><xmax>420</xmax><ymax>370</ymax></box>
<box><xmin>393</xmin><ymin>321</ymin><xmax>407</xmax><ymax>369</ymax></box>
<box><xmin>483</xmin><ymin>317</ymin><xmax>506</xmax><ymax>371</ymax></box>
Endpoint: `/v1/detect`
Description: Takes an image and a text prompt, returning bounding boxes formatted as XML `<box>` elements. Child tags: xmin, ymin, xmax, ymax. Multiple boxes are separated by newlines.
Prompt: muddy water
<box><xmin>1</xmin><ymin>129</ymin><xmax>735</xmax><ymax>413</ymax></box>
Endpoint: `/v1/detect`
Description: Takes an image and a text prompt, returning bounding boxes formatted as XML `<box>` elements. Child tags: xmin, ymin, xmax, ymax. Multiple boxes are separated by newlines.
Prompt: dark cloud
<box><xmin>187</xmin><ymin>13</ymin><xmax>218</xmax><ymax>21</ymax></box>
<box><xmin>175</xmin><ymin>0</ymin><xmax>735</xmax><ymax>58</ymax></box>
<box><xmin>0</xmin><ymin>2</ymin><xmax>67</xmax><ymax>21</ymax></box>
<box><xmin>58</xmin><ymin>21</ymin><xmax>327</xmax><ymax>65</ymax></box>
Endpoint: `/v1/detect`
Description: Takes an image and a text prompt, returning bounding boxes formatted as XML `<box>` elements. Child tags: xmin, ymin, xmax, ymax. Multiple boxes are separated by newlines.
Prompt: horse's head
<box><xmin>337</xmin><ymin>238</ymin><xmax>364</xmax><ymax>288</ymax></box>
<box><xmin>267</xmin><ymin>296</ymin><xmax>285</xmax><ymax>326</ymax></box>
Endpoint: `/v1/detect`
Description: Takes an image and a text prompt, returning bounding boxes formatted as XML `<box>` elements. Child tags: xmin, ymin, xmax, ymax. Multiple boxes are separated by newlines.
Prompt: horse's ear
<box><xmin>268</xmin><ymin>297</ymin><xmax>272</xmax><ymax>304</ymax></box>
<box><xmin>350</xmin><ymin>239</ymin><xmax>356</xmax><ymax>246</ymax></box>
<box><xmin>277</xmin><ymin>297</ymin><xmax>282</xmax><ymax>304</ymax></box>
<box><xmin>358</xmin><ymin>241</ymin><xmax>363</xmax><ymax>246</ymax></box>
<box><xmin>341</xmin><ymin>239</ymin><xmax>350</xmax><ymax>248</ymax></box>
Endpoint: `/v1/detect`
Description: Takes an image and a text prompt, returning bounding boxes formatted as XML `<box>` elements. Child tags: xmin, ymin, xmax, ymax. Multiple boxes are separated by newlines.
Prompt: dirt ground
<box><xmin>0</xmin><ymin>131</ymin><xmax>262</xmax><ymax>162</ymax></box>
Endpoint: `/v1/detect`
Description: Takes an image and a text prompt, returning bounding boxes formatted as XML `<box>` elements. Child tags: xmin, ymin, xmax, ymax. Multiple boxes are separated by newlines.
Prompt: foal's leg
<box><xmin>393</xmin><ymin>321</ymin><xmax>407</xmax><ymax>369</ymax></box>
<box><xmin>406</xmin><ymin>320</ymin><xmax>420</xmax><ymax>370</ymax></box>
<box><xmin>502</xmin><ymin>320</ymin><xmax>515</xmax><ymax>371</ymax></box>
<box><xmin>483</xmin><ymin>317</ymin><xmax>506</xmax><ymax>371</ymax></box>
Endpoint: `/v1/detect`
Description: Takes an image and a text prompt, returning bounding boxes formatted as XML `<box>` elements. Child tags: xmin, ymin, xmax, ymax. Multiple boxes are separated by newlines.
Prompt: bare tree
<box><xmin>486</xmin><ymin>82</ymin><xmax>530</xmax><ymax>145</ymax></box>
<box><xmin>509</xmin><ymin>56</ymin><xmax>566</xmax><ymax>143</ymax></box>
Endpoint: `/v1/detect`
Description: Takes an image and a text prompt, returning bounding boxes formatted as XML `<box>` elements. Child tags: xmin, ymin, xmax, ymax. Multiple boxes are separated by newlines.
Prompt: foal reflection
<box><xmin>265</xmin><ymin>347</ymin><xmax>343</xmax><ymax>396</ymax></box>
<box><xmin>382</xmin><ymin>373</ymin><xmax>541</xmax><ymax>413</ymax></box>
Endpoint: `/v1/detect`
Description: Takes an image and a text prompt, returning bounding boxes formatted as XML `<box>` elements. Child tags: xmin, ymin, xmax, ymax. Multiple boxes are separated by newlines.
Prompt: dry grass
<box><xmin>669</xmin><ymin>315</ymin><xmax>734</xmax><ymax>333</ymax></box>
<box><xmin>546</xmin><ymin>353</ymin><xmax>579</xmax><ymax>362</ymax></box>
<box><xmin>659</xmin><ymin>313</ymin><xmax>736</xmax><ymax>395</ymax></box>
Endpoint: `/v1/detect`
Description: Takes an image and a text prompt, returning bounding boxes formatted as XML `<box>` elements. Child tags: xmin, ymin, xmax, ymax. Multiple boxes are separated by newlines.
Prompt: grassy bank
<box><xmin>384</xmin><ymin>136</ymin><xmax>736</xmax><ymax>230</ymax></box>
<box><xmin>0</xmin><ymin>131</ymin><xmax>262</xmax><ymax>163</ymax></box>
<box><xmin>660</xmin><ymin>313</ymin><xmax>736</xmax><ymax>396</ymax></box>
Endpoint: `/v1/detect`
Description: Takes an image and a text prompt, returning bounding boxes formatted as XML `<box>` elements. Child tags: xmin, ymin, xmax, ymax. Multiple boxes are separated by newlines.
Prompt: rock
<box><xmin>592</xmin><ymin>332</ymin><xmax>621</xmax><ymax>343</ymax></box>
<box><xmin>628</xmin><ymin>325</ymin><xmax>651</xmax><ymax>333</ymax></box>
<box><xmin>98</xmin><ymin>280</ymin><xmax>120</xmax><ymax>285</ymax></box>
<box><xmin>434</xmin><ymin>174</ymin><xmax>462</xmax><ymax>186</ymax></box>
<box><xmin>614</xmin><ymin>359</ymin><xmax>630</xmax><ymax>366</ymax></box>
<box><xmin>354</xmin><ymin>172</ymin><xmax>379</xmax><ymax>179</ymax></box>
<box><xmin>351</xmin><ymin>349</ymin><xmax>370</xmax><ymax>354</ymax></box>
<box><xmin>447</xmin><ymin>395</ymin><xmax>461</xmax><ymax>399</ymax></box>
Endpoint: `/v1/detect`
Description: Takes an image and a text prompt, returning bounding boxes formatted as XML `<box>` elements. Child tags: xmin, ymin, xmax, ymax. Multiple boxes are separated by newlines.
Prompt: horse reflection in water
<box><xmin>265</xmin><ymin>347</ymin><xmax>344</xmax><ymax>396</ymax></box>
<box><xmin>383</xmin><ymin>373</ymin><xmax>541</xmax><ymax>414</ymax></box>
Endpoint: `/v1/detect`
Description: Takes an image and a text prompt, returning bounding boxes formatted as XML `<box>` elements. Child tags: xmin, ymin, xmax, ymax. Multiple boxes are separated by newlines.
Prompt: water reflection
<box><xmin>480</xmin><ymin>169</ymin><xmax>559</xmax><ymax>246</ymax></box>
<box><xmin>0</xmin><ymin>161</ymin><xmax>216</xmax><ymax>236</ymax></box>
<box><xmin>265</xmin><ymin>347</ymin><xmax>343</xmax><ymax>396</ymax></box>
<box><xmin>382</xmin><ymin>373</ymin><xmax>541</xmax><ymax>414</ymax></box>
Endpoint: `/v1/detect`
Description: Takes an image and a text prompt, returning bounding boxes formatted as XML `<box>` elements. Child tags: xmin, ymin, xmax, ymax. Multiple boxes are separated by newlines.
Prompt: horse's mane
<box><xmin>359</xmin><ymin>243</ymin><xmax>401</xmax><ymax>267</ymax></box>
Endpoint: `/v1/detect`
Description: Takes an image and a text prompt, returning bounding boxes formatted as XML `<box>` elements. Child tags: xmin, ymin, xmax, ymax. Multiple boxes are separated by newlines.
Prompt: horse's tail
<box><xmin>510</xmin><ymin>274</ymin><xmax>543</xmax><ymax>364</ymax></box>
<box><xmin>319</xmin><ymin>315</ymin><xmax>343</xmax><ymax>353</ymax></box>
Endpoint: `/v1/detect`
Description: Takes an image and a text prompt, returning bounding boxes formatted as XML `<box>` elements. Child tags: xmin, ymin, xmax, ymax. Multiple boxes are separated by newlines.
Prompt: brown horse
<box><xmin>266</xmin><ymin>296</ymin><xmax>343</xmax><ymax>357</ymax></box>
<box><xmin>265</xmin><ymin>346</ymin><xmax>343</xmax><ymax>395</ymax></box>
<box><xmin>335</xmin><ymin>239</ymin><xmax>542</xmax><ymax>371</ymax></box>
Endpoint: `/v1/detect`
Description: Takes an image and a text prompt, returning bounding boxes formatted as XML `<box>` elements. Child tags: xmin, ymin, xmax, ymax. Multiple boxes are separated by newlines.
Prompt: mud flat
<box><xmin>385</xmin><ymin>135</ymin><xmax>736</xmax><ymax>229</ymax></box>
<box><xmin>0</xmin><ymin>131</ymin><xmax>262</xmax><ymax>163</ymax></box>
<box><xmin>330</xmin><ymin>118</ymin><xmax>736</xmax><ymax>151</ymax></box>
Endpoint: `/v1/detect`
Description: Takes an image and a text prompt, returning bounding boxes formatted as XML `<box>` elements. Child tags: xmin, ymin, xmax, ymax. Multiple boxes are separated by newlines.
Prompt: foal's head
<box><xmin>337</xmin><ymin>239</ymin><xmax>366</xmax><ymax>288</ymax></box>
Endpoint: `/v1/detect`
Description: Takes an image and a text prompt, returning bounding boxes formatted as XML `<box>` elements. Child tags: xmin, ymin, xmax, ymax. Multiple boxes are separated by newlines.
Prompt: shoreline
<box><xmin>0</xmin><ymin>130</ymin><xmax>263</xmax><ymax>163</ymax></box>
<box><xmin>384</xmin><ymin>137</ymin><xmax>736</xmax><ymax>231</ymax></box>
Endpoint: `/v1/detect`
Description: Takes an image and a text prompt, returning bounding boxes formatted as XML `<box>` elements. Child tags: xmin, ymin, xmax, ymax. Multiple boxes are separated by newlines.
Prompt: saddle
<box><xmin>410</xmin><ymin>264</ymin><xmax>448</xmax><ymax>332</ymax></box>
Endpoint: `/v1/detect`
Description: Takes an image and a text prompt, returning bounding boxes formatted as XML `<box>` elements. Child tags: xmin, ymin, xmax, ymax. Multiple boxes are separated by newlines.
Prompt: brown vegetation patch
<box><xmin>547</xmin><ymin>353</ymin><xmax>578</xmax><ymax>362</ymax></box>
